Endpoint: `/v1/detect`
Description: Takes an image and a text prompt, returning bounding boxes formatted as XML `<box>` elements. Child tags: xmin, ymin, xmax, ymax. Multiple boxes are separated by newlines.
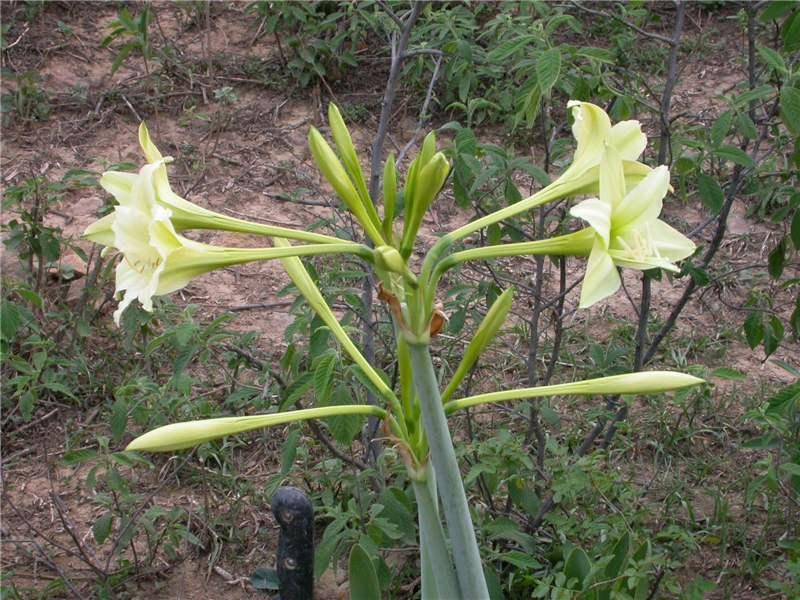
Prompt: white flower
<box><xmin>571</xmin><ymin>145</ymin><xmax>696</xmax><ymax>308</ymax></box>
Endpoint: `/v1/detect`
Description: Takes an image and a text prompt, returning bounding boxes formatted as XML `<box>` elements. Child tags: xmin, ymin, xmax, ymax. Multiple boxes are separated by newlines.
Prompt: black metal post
<box><xmin>271</xmin><ymin>486</ymin><xmax>314</xmax><ymax>600</ymax></box>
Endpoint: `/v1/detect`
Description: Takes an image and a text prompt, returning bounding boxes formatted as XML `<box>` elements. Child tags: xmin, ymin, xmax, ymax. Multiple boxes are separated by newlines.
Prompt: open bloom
<box><xmin>86</xmin><ymin>162</ymin><xmax>367</xmax><ymax>325</ymax></box>
<box><xmin>84</xmin><ymin>123</ymin><xmax>343</xmax><ymax>245</ymax></box>
<box><xmin>570</xmin><ymin>145</ymin><xmax>696</xmax><ymax>308</ymax></box>
<box><xmin>447</xmin><ymin>101</ymin><xmax>652</xmax><ymax>242</ymax></box>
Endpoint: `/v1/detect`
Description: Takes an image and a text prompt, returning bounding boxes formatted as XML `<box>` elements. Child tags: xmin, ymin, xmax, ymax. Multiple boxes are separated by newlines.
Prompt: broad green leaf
<box><xmin>758</xmin><ymin>45</ymin><xmax>788</xmax><ymax>75</ymax></box>
<box><xmin>605</xmin><ymin>532</ymin><xmax>630</xmax><ymax>579</ymax></box>
<box><xmin>783</xmin><ymin>11</ymin><xmax>800</xmax><ymax>52</ymax></box>
<box><xmin>280</xmin><ymin>428</ymin><xmax>301</xmax><ymax>474</ymax></box>
<box><xmin>348</xmin><ymin>544</ymin><xmax>380</xmax><ymax>600</ymax></box>
<box><xmin>564</xmin><ymin>547</ymin><xmax>591</xmax><ymax>589</ymax></box>
<box><xmin>733</xmin><ymin>84</ymin><xmax>774</xmax><ymax>108</ymax></box>
<box><xmin>744</xmin><ymin>312</ymin><xmax>764</xmax><ymax>349</ymax></box>
<box><xmin>250</xmin><ymin>567</ymin><xmax>280</xmax><ymax>591</ymax></box>
<box><xmin>736</xmin><ymin>112</ymin><xmax>758</xmax><ymax>140</ymax></box>
<box><xmin>714</xmin><ymin>145</ymin><xmax>756</xmax><ymax>167</ymax></box>
<box><xmin>536</xmin><ymin>48</ymin><xmax>561</xmax><ymax>92</ymax></box>
<box><xmin>780</xmin><ymin>86</ymin><xmax>800</xmax><ymax>136</ymax></box>
<box><xmin>325</xmin><ymin>384</ymin><xmax>363</xmax><ymax>445</ymax></box>
<box><xmin>697</xmin><ymin>173</ymin><xmax>724</xmax><ymax>213</ymax></box>
<box><xmin>760</xmin><ymin>1</ymin><xmax>795</xmax><ymax>22</ymax></box>
<box><xmin>489</xmin><ymin>34</ymin><xmax>537</xmax><ymax>61</ymax></box>
<box><xmin>768</xmin><ymin>238</ymin><xmax>786</xmax><ymax>278</ymax></box>
<box><xmin>763</xmin><ymin>315</ymin><xmax>784</xmax><ymax>357</ymax></box>
<box><xmin>711</xmin><ymin>367</ymin><xmax>747</xmax><ymax>381</ymax></box>
<box><xmin>110</xmin><ymin>396</ymin><xmax>129</xmax><ymax>444</ymax></box>
<box><xmin>779</xmin><ymin>462</ymin><xmax>800</xmax><ymax>477</ymax></box>
<box><xmin>314</xmin><ymin>352</ymin><xmax>338</xmax><ymax>404</ymax></box>
<box><xmin>710</xmin><ymin>111</ymin><xmax>733</xmax><ymax>148</ymax></box>
<box><xmin>93</xmin><ymin>512</ymin><xmax>114</xmax><ymax>544</ymax></box>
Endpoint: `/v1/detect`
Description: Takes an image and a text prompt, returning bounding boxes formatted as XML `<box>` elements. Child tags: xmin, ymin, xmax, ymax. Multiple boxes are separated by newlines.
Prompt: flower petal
<box><xmin>579</xmin><ymin>239</ymin><xmax>621</xmax><ymax>308</ymax></box>
<box><xmin>599</xmin><ymin>144</ymin><xmax>626</xmax><ymax>209</ymax></box>
<box><xmin>650</xmin><ymin>219</ymin><xmax>696</xmax><ymax>261</ymax></box>
<box><xmin>608</xmin><ymin>120</ymin><xmax>647</xmax><ymax>161</ymax></box>
<box><xmin>100</xmin><ymin>171</ymin><xmax>137</xmax><ymax>205</ymax></box>
<box><xmin>608</xmin><ymin>247</ymin><xmax>679</xmax><ymax>272</ymax></box>
<box><xmin>83</xmin><ymin>213</ymin><xmax>116</xmax><ymax>246</ymax></box>
<box><xmin>570</xmin><ymin>197</ymin><xmax>612</xmax><ymax>248</ymax></box>
<box><xmin>138</xmin><ymin>122</ymin><xmax>163</xmax><ymax>163</ymax></box>
<box><xmin>614</xmin><ymin>165</ymin><xmax>669</xmax><ymax>232</ymax></box>
<box><xmin>567</xmin><ymin>101</ymin><xmax>611</xmax><ymax>170</ymax></box>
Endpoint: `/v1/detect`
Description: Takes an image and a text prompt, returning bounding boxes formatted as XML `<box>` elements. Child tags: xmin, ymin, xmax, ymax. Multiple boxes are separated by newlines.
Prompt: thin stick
<box><xmin>362</xmin><ymin>1</ymin><xmax>427</xmax><ymax>462</ymax></box>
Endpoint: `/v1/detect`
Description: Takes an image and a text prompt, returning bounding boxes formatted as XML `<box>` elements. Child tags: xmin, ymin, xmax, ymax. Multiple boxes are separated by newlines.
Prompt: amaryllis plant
<box><xmin>85</xmin><ymin>102</ymin><xmax>701</xmax><ymax>599</ymax></box>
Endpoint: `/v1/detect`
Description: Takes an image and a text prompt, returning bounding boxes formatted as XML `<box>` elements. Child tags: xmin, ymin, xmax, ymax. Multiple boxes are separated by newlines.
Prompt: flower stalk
<box><xmin>408</xmin><ymin>341</ymin><xmax>490</xmax><ymax>599</ymax></box>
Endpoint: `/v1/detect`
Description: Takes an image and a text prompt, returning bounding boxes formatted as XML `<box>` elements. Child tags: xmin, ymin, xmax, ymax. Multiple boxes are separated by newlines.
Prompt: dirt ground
<box><xmin>1</xmin><ymin>2</ymin><xmax>798</xmax><ymax>599</ymax></box>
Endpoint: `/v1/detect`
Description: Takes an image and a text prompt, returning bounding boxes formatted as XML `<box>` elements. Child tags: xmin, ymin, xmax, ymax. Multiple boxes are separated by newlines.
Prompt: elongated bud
<box><xmin>308</xmin><ymin>128</ymin><xmax>384</xmax><ymax>244</ymax></box>
<box><xmin>328</xmin><ymin>103</ymin><xmax>371</xmax><ymax>206</ymax></box>
<box><xmin>126</xmin><ymin>406</ymin><xmax>387</xmax><ymax>452</ymax></box>
<box><xmin>419</xmin><ymin>131</ymin><xmax>437</xmax><ymax>167</ymax></box>
<box><xmin>308</xmin><ymin>127</ymin><xmax>361</xmax><ymax>210</ymax></box>
<box><xmin>445</xmin><ymin>371</ymin><xmax>706</xmax><ymax>414</ymax></box>
<box><xmin>442</xmin><ymin>288</ymin><xmax>514</xmax><ymax>403</ymax></box>
<box><xmin>401</xmin><ymin>152</ymin><xmax>450</xmax><ymax>258</ymax></box>
<box><xmin>383</xmin><ymin>153</ymin><xmax>397</xmax><ymax>240</ymax></box>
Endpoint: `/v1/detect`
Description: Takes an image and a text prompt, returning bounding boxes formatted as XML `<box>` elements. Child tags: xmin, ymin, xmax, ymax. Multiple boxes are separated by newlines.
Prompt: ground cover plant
<box><xmin>1</xmin><ymin>1</ymin><xmax>799</xmax><ymax>599</ymax></box>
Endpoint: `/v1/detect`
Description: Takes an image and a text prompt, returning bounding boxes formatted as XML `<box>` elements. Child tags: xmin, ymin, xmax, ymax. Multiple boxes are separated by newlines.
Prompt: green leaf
<box><xmin>314</xmin><ymin>352</ymin><xmax>337</xmax><ymax>404</ymax></box>
<box><xmin>783</xmin><ymin>11</ymin><xmax>800</xmax><ymax>52</ymax></box>
<box><xmin>779</xmin><ymin>462</ymin><xmax>800</xmax><ymax>477</ymax></box>
<box><xmin>743</xmin><ymin>312</ymin><xmax>764</xmax><ymax>349</ymax></box>
<box><xmin>280</xmin><ymin>428</ymin><xmax>301</xmax><ymax>475</ymax></box>
<box><xmin>714</xmin><ymin>145</ymin><xmax>756</xmax><ymax>167</ymax></box>
<box><xmin>1</xmin><ymin>300</ymin><xmax>23</xmax><ymax>340</ymax></box>
<box><xmin>710</xmin><ymin>111</ymin><xmax>733</xmax><ymax>148</ymax></box>
<box><xmin>489</xmin><ymin>34</ymin><xmax>537</xmax><ymax>61</ymax></box>
<box><xmin>763</xmin><ymin>316</ymin><xmax>784</xmax><ymax>357</ymax></box>
<box><xmin>780</xmin><ymin>86</ymin><xmax>800</xmax><ymax>136</ymax></box>
<box><xmin>348</xmin><ymin>544</ymin><xmax>380</xmax><ymax>600</ymax></box>
<box><xmin>93</xmin><ymin>511</ymin><xmax>114</xmax><ymax>544</ymax></box>
<box><xmin>249</xmin><ymin>567</ymin><xmax>280</xmax><ymax>590</ymax></box>
<box><xmin>110</xmin><ymin>396</ymin><xmax>129</xmax><ymax>444</ymax></box>
<box><xmin>697</xmin><ymin>173</ymin><xmax>724</xmax><ymax>214</ymax></box>
<box><xmin>768</xmin><ymin>238</ymin><xmax>786</xmax><ymax>279</ymax></box>
<box><xmin>758</xmin><ymin>45</ymin><xmax>788</xmax><ymax>75</ymax></box>
<box><xmin>605</xmin><ymin>532</ymin><xmax>630</xmax><ymax>579</ymax></box>
<box><xmin>736</xmin><ymin>111</ymin><xmax>758</xmax><ymax>140</ymax></box>
<box><xmin>733</xmin><ymin>84</ymin><xmax>774</xmax><ymax>108</ymax></box>
<box><xmin>760</xmin><ymin>1</ymin><xmax>796</xmax><ymax>22</ymax></box>
<box><xmin>536</xmin><ymin>48</ymin><xmax>561</xmax><ymax>92</ymax></box>
<box><xmin>564</xmin><ymin>547</ymin><xmax>591</xmax><ymax>589</ymax></box>
<box><xmin>324</xmin><ymin>384</ymin><xmax>363</xmax><ymax>445</ymax></box>
<box><xmin>766</xmin><ymin>381</ymin><xmax>800</xmax><ymax>415</ymax></box>
<box><xmin>711</xmin><ymin>367</ymin><xmax>747</xmax><ymax>381</ymax></box>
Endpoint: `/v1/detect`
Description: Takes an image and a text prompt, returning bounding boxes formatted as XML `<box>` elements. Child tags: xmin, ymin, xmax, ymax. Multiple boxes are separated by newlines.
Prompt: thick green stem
<box><xmin>408</xmin><ymin>343</ymin><xmax>489</xmax><ymax>599</ymax></box>
<box><xmin>413</xmin><ymin>467</ymin><xmax>460</xmax><ymax>600</ymax></box>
